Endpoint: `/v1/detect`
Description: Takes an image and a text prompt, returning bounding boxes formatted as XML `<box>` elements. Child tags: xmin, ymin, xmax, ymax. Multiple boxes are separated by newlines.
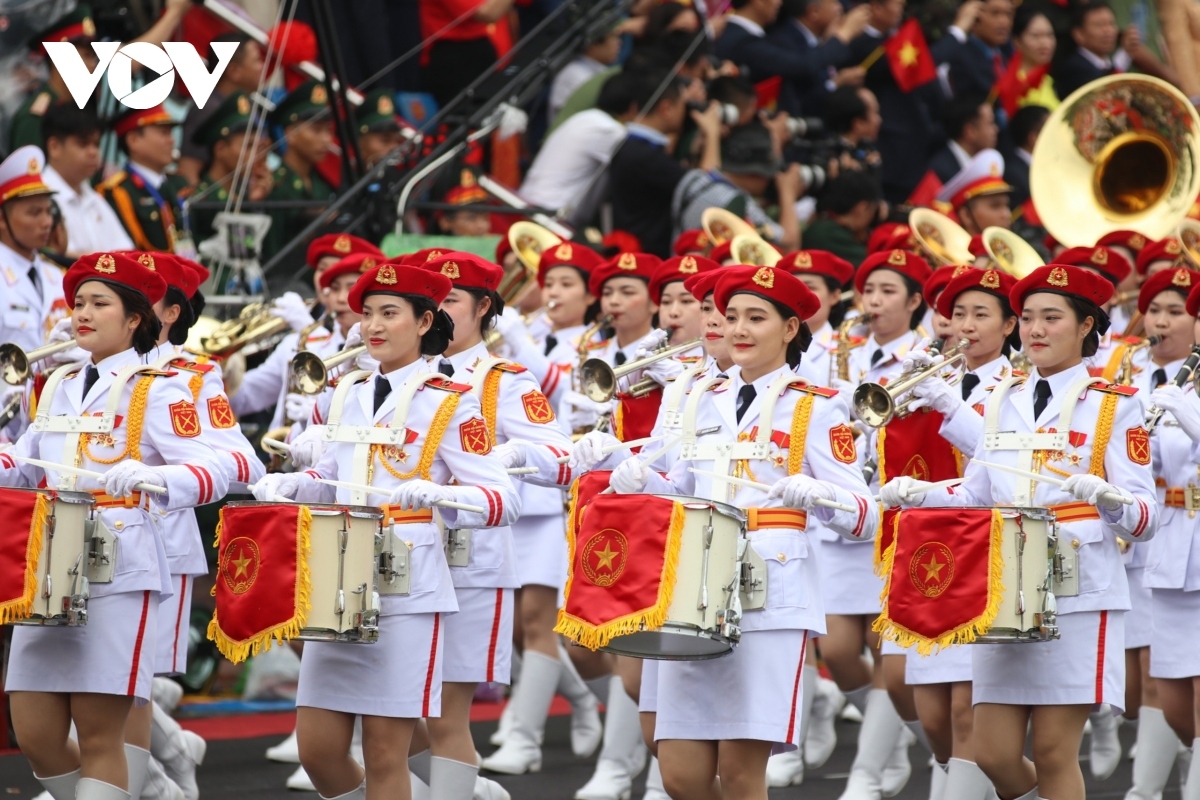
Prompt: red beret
<box><xmin>174</xmin><ymin>256</ymin><xmax>210</xmax><ymax>297</ymax></box>
<box><xmin>673</xmin><ymin>229</ymin><xmax>712</xmax><ymax>256</ymax></box>
<box><xmin>536</xmin><ymin>241</ymin><xmax>605</xmax><ymax>287</ymax></box>
<box><xmin>854</xmin><ymin>249</ymin><xmax>934</xmax><ymax>294</ymax></box>
<box><xmin>968</xmin><ymin>235</ymin><xmax>988</xmax><ymax>257</ymax></box>
<box><xmin>319</xmin><ymin>252</ymin><xmax>382</xmax><ymax>291</ymax></box>
<box><xmin>588</xmin><ymin>252</ymin><xmax>662</xmax><ymax>298</ymax></box>
<box><xmin>422</xmin><ymin>252</ymin><xmax>503</xmax><ymax>292</ymax></box>
<box><xmin>925</xmin><ymin>264</ymin><xmax>968</xmax><ymax>308</ymax></box>
<box><xmin>348</xmin><ymin>262</ymin><xmax>453</xmax><ymax>314</ymax></box>
<box><xmin>709</xmin><ymin>241</ymin><xmax>734</xmax><ymax>265</ymax></box>
<box><xmin>1138</xmin><ymin>266</ymin><xmax>1197</xmax><ymax>314</ymax></box>
<box><xmin>306</xmin><ymin>233</ymin><xmax>383</xmax><ymax>269</ymax></box>
<box><xmin>778</xmin><ymin>250</ymin><xmax>854</xmax><ymax>287</ymax></box>
<box><xmin>1054</xmin><ymin>246</ymin><xmax>1131</xmax><ymax>284</ymax></box>
<box><xmin>1009</xmin><ymin>265</ymin><xmax>1115</xmax><ymax>315</ymax></box>
<box><xmin>867</xmin><ymin>222</ymin><xmax>918</xmax><ymax>255</ymax></box>
<box><xmin>64</xmin><ymin>252</ymin><xmax>167</xmax><ymax>306</ymax></box>
<box><xmin>936</xmin><ymin>267</ymin><xmax>1017</xmax><ymax>318</ymax></box>
<box><xmin>1188</xmin><ymin>281</ymin><xmax>1200</xmax><ymax>317</ymax></box>
<box><xmin>396</xmin><ymin>247</ymin><xmax>455</xmax><ymax>267</ymax></box>
<box><xmin>684</xmin><ymin>267</ymin><xmax>744</xmax><ymax>301</ymax></box>
<box><xmin>495</xmin><ymin>235</ymin><xmax>513</xmax><ymax>264</ymax></box>
<box><xmin>112</xmin><ymin>105</ymin><xmax>176</xmax><ymax>138</ymax></box>
<box><xmin>1135</xmin><ymin>238</ymin><xmax>1186</xmax><ymax>275</ymax></box>
<box><xmin>714</xmin><ymin>266</ymin><xmax>820</xmax><ymax>320</ymax></box>
<box><xmin>1096</xmin><ymin>230</ymin><xmax>1149</xmax><ymax>253</ymax></box>
<box><xmin>650</xmin><ymin>255</ymin><xmax>720</xmax><ymax>303</ymax></box>
<box><xmin>134</xmin><ymin>252</ymin><xmax>196</xmax><ymax>298</ymax></box>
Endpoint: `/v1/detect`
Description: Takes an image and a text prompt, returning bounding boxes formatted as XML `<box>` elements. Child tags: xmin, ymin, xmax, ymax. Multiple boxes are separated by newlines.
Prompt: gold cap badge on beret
<box><xmin>618</xmin><ymin>253</ymin><xmax>637</xmax><ymax>271</ymax></box>
<box><xmin>441</xmin><ymin>261</ymin><xmax>460</xmax><ymax>279</ymax></box>
<box><xmin>1130</xmin><ymin>234</ymin><xmax>1146</xmax><ymax>249</ymax></box>
<box><xmin>361</xmin><ymin>257</ymin><xmax>376</xmax><ymax>272</ymax></box>
<box><xmin>980</xmin><ymin>269</ymin><xmax>1001</xmax><ymax>290</ymax></box>
<box><xmin>888</xmin><ymin>249</ymin><xmax>906</xmax><ymax>267</ymax></box>
<box><xmin>95</xmin><ymin>254</ymin><xmax>116</xmax><ymax>274</ymax></box>
<box><xmin>1091</xmin><ymin>250</ymin><xmax>1108</xmax><ymax>265</ymax></box>
<box><xmin>795</xmin><ymin>252</ymin><xmax>812</xmax><ymax>269</ymax></box>
<box><xmin>679</xmin><ymin>256</ymin><xmax>698</xmax><ymax>274</ymax></box>
<box><xmin>1173</xmin><ymin>268</ymin><xmax>1192</xmax><ymax>287</ymax></box>
<box><xmin>952</xmin><ymin>263</ymin><xmax>972</xmax><ymax>278</ymax></box>
<box><xmin>426</xmin><ymin>250</ymin><xmax>443</xmax><ymax>261</ymax></box>
<box><xmin>1167</xmin><ymin>240</ymin><xmax>1182</xmax><ymax>254</ymax></box>
<box><xmin>753</xmin><ymin>267</ymin><xmax>775</xmax><ymax>289</ymax></box>
<box><xmin>377</xmin><ymin>264</ymin><xmax>398</xmax><ymax>285</ymax></box>
<box><xmin>137</xmin><ymin>253</ymin><xmax>156</xmax><ymax>270</ymax></box>
<box><xmin>1047</xmin><ymin>267</ymin><xmax>1070</xmax><ymax>287</ymax></box>
<box><xmin>555</xmin><ymin>243</ymin><xmax>573</xmax><ymax>260</ymax></box>
<box><xmin>333</xmin><ymin>235</ymin><xmax>352</xmax><ymax>254</ymax></box>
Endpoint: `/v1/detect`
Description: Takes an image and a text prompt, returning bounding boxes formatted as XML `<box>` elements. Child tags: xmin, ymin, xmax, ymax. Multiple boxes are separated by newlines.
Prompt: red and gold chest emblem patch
<box><xmin>1127</xmin><ymin>426</ymin><xmax>1150</xmax><ymax>465</ymax></box>
<box><xmin>522</xmin><ymin>390</ymin><xmax>555</xmax><ymax>423</ymax></box>
<box><xmin>582</xmin><ymin>529</ymin><xmax>627</xmax><ymax>587</ymax></box>
<box><xmin>909</xmin><ymin>541</ymin><xmax>954</xmax><ymax>598</ymax></box>
<box><xmin>169</xmin><ymin>400</ymin><xmax>201</xmax><ymax>437</ymax></box>
<box><xmin>220</xmin><ymin>537</ymin><xmax>260</xmax><ymax>595</ymax></box>
<box><xmin>207</xmin><ymin>395</ymin><xmax>236</xmax><ymax>429</ymax></box>
<box><xmin>459</xmin><ymin>417</ymin><xmax>492</xmax><ymax>455</ymax></box>
<box><xmin>829</xmin><ymin>423</ymin><xmax>857</xmax><ymax>464</ymax></box>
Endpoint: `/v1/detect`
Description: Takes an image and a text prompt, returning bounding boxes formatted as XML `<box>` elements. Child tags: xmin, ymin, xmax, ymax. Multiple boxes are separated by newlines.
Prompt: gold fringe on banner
<box><xmin>0</xmin><ymin>493</ymin><xmax>49</xmax><ymax>624</ymax></box>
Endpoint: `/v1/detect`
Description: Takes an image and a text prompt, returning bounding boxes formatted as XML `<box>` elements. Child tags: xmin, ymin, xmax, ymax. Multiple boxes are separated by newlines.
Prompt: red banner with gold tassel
<box><xmin>556</xmin><ymin>494</ymin><xmax>686</xmax><ymax>650</ymax></box>
<box><xmin>0</xmin><ymin>488</ymin><xmax>49</xmax><ymax>624</ymax></box>
<box><xmin>875</xmin><ymin>409</ymin><xmax>964</xmax><ymax>574</ymax></box>
<box><xmin>208</xmin><ymin>503</ymin><xmax>313</xmax><ymax>663</ymax></box>
<box><xmin>873</xmin><ymin>507</ymin><xmax>1005</xmax><ymax>654</ymax></box>
<box><xmin>614</xmin><ymin>388</ymin><xmax>662</xmax><ymax>445</ymax></box>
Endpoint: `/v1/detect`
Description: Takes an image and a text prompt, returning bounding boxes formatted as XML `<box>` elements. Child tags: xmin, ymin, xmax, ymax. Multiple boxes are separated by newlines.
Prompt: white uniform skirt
<box><xmin>639</xmin><ymin>659</ymin><xmax>659</xmax><ymax>714</ymax></box>
<box><xmin>1149</xmin><ymin>588</ymin><xmax>1200</xmax><ymax>679</ymax></box>
<box><xmin>511</xmin><ymin>514</ymin><xmax>566</xmax><ymax>590</ymax></box>
<box><xmin>296</xmin><ymin>611</ymin><xmax>444</xmax><ymax>718</ymax></box>
<box><xmin>971</xmin><ymin>610</ymin><xmax>1125</xmax><ymax>711</ymax></box>
<box><xmin>7</xmin><ymin>590</ymin><xmax>159</xmax><ymax>704</ymax></box>
<box><xmin>654</xmin><ymin>629</ymin><xmax>810</xmax><ymax>751</ymax></box>
<box><xmin>1124</xmin><ymin>566</ymin><xmax>1153</xmax><ymax>650</ymax></box>
<box><xmin>442</xmin><ymin>587</ymin><xmax>513</xmax><ymax>684</ymax></box>
<box><xmin>155</xmin><ymin>574</ymin><xmax>194</xmax><ymax>676</ymax></box>
<box><xmin>821</xmin><ymin>541</ymin><xmax>884</xmax><ymax>616</ymax></box>
<box><xmin>906</xmin><ymin>642</ymin><xmax>973</xmax><ymax>685</ymax></box>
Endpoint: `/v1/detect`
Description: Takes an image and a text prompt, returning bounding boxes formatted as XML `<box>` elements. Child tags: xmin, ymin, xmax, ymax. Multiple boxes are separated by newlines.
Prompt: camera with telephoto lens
<box><xmin>784</xmin><ymin>116</ymin><xmax>827</xmax><ymax>140</ymax></box>
<box><xmin>685</xmin><ymin>101</ymin><xmax>741</xmax><ymax>127</ymax></box>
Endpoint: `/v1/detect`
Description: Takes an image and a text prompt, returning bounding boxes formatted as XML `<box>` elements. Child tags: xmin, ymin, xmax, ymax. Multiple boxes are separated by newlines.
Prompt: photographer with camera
<box><xmin>823</xmin><ymin>85</ymin><xmax>884</xmax><ymax>173</ymax></box>
<box><xmin>802</xmin><ymin>170</ymin><xmax>886</xmax><ymax>265</ymax></box>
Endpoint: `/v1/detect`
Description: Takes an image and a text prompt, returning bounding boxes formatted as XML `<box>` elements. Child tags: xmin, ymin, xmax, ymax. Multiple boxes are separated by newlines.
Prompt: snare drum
<box><xmin>298</xmin><ymin>505</ymin><xmax>385</xmax><ymax>643</ymax></box>
<box><xmin>978</xmin><ymin>507</ymin><xmax>1074</xmax><ymax>643</ymax></box>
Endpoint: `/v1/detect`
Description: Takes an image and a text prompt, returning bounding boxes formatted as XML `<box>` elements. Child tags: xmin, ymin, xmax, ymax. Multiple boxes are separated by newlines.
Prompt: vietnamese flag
<box><xmin>884</xmin><ymin>18</ymin><xmax>937</xmax><ymax>93</ymax></box>
<box><xmin>873</xmin><ymin>507</ymin><xmax>1005</xmax><ymax>654</ymax></box>
<box><xmin>906</xmin><ymin>169</ymin><xmax>944</xmax><ymax>208</ymax></box>
<box><xmin>994</xmin><ymin>58</ymin><xmax>1050</xmax><ymax>117</ymax></box>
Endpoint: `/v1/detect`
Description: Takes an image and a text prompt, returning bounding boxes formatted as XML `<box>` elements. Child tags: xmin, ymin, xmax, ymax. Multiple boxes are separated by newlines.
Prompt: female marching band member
<box><xmin>833</xmin><ymin>249</ymin><xmax>932</xmax><ymax>800</ymax></box>
<box><xmin>250</xmin><ymin>263</ymin><xmax>520</xmax><ymax>800</ymax></box>
<box><xmin>1130</xmin><ymin>270</ymin><xmax>1200</xmax><ymax>799</ymax></box>
<box><xmin>409</xmin><ymin>252</ymin><xmax>573</xmax><ymax>799</ymax></box>
<box><xmin>1051</xmin><ymin>246</ymin><xmax>1140</xmax><ymax>380</ymax></box>
<box><xmin>881</xmin><ymin>264</ymin><xmax>1159</xmax><ymax>800</ymax></box>
<box><xmin>0</xmin><ymin>252</ymin><xmax>230</xmax><ymax>800</ymax></box>
<box><xmin>650</xmin><ymin>256</ymin><xmax>708</xmax><ymax>354</ymax></box>
<box><xmin>605</xmin><ymin>266</ymin><xmax>878</xmax><ymax>800</ymax></box>
<box><xmin>777</xmin><ymin>250</ymin><xmax>854</xmax><ymax>387</ymax></box>
<box><xmin>922</xmin><ymin>265</ymin><xmax>963</xmax><ymax>343</ymax></box>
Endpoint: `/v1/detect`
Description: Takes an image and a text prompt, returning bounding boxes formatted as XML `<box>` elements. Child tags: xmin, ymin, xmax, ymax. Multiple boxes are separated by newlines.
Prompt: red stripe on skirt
<box><xmin>127</xmin><ymin>591</ymin><xmax>152</xmax><ymax>696</ymax></box>
<box><xmin>422</xmin><ymin>613</ymin><xmax>441</xmax><ymax>717</ymax></box>
<box><xmin>785</xmin><ymin>631</ymin><xmax>810</xmax><ymax>743</ymax></box>
<box><xmin>486</xmin><ymin>589</ymin><xmax>504</xmax><ymax>683</ymax></box>
<box><xmin>172</xmin><ymin>575</ymin><xmax>188</xmax><ymax>671</ymax></box>
<box><xmin>1095</xmin><ymin>610</ymin><xmax>1108</xmax><ymax>704</ymax></box>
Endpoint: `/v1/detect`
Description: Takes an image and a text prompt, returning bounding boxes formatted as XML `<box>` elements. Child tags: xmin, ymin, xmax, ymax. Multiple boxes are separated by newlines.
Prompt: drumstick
<box><xmin>14</xmin><ymin>455</ymin><xmax>168</xmax><ymax>495</ymax></box>
<box><xmin>971</xmin><ymin>459</ymin><xmax>1133</xmax><ymax>506</ymax></box>
<box><xmin>313</xmin><ymin>478</ymin><xmax>486</xmax><ymax>514</ymax></box>
<box><xmin>555</xmin><ymin>434</ymin><xmax>664</xmax><ymax>464</ymax></box>
<box><xmin>873</xmin><ymin>477</ymin><xmax>965</xmax><ymax>503</ymax></box>
<box><xmin>687</xmin><ymin>468</ymin><xmax>856</xmax><ymax>512</ymax></box>
<box><xmin>506</xmin><ymin>467</ymin><xmax>540</xmax><ymax>475</ymax></box>
<box><xmin>261</xmin><ymin>438</ymin><xmax>292</xmax><ymax>455</ymax></box>
<box><xmin>599</xmin><ymin>433</ymin><xmax>686</xmax><ymax>495</ymax></box>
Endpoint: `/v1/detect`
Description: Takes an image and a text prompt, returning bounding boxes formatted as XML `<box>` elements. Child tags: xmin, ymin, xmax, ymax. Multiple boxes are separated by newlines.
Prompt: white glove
<box><xmin>389</xmin><ymin>479</ymin><xmax>455</xmax><ymax>510</ymax></box>
<box><xmin>355</xmin><ymin>350</ymin><xmax>380</xmax><ymax>372</ymax></box>
<box><xmin>251</xmin><ymin>472</ymin><xmax>301</xmax><ymax>501</ymax></box>
<box><xmin>493</xmin><ymin>306</ymin><xmax>531</xmax><ymax>347</ymax></box>
<box><xmin>285</xmin><ymin>392</ymin><xmax>317</xmax><ymax>424</ymax></box>
<box><xmin>564</xmin><ymin>390</ymin><xmax>609</xmax><ymax>432</ymax></box>
<box><xmin>1150</xmin><ymin>384</ymin><xmax>1200</xmax><ymax>442</ymax></box>
<box><xmin>289</xmin><ymin>424</ymin><xmax>326</xmax><ymax>469</ymax></box>
<box><xmin>45</xmin><ymin>316</ymin><xmax>88</xmax><ymax>366</ymax></box>
<box><xmin>609</xmin><ymin>456</ymin><xmax>652</xmax><ymax>494</ymax></box>
<box><xmin>831</xmin><ymin>378</ymin><xmax>856</xmax><ymax>406</ymax></box>
<box><xmin>879</xmin><ymin>476</ymin><xmax>926</xmax><ymax>508</ymax></box>
<box><xmin>1062</xmin><ymin>473</ymin><xmax>1128</xmax><ymax>511</ymax></box>
<box><xmin>271</xmin><ymin>292</ymin><xmax>315</xmax><ymax>334</ymax></box>
<box><xmin>907</xmin><ymin>375</ymin><xmax>961</xmax><ymax>416</ymax></box>
<box><xmin>494</xmin><ymin>440</ymin><xmax>528</xmax><ymax>470</ymax></box>
<box><xmin>49</xmin><ymin>316</ymin><xmax>73</xmax><ymax>344</ymax></box>
<box><xmin>569</xmin><ymin>430</ymin><xmax>620</xmax><ymax>471</ymax></box>
<box><xmin>344</xmin><ymin>322</ymin><xmax>363</xmax><ymax>349</ymax></box>
<box><xmin>102</xmin><ymin>461</ymin><xmax>164</xmax><ymax>498</ymax></box>
<box><xmin>900</xmin><ymin>339</ymin><xmax>941</xmax><ymax>375</ymax></box>
<box><xmin>637</xmin><ymin>350</ymin><xmax>686</xmax><ymax>389</ymax></box>
<box><xmin>768</xmin><ymin>473</ymin><xmax>836</xmax><ymax>510</ymax></box>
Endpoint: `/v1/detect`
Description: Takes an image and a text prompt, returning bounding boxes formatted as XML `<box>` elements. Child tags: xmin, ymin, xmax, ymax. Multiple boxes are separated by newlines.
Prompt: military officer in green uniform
<box><xmin>355</xmin><ymin>87</ymin><xmax>408</xmax><ymax>170</ymax></box>
<box><xmin>263</xmin><ymin>79</ymin><xmax>337</xmax><ymax>260</ymax></box>
<box><xmin>187</xmin><ymin>91</ymin><xmax>274</xmax><ymax>243</ymax></box>
<box><xmin>9</xmin><ymin>6</ymin><xmax>98</xmax><ymax>150</ymax></box>
<box><xmin>96</xmin><ymin>105</ymin><xmax>191</xmax><ymax>252</ymax></box>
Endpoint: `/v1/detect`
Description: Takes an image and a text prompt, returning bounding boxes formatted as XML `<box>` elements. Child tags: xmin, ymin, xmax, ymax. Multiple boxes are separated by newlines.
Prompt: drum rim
<box><xmin>650</xmin><ymin>493</ymin><xmax>747</xmax><ymax>523</ymax></box>
<box><xmin>5</xmin><ymin>485</ymin><xmax>95</xmax><ymax>504</ymax></box>
<box><xmin>226</xmin><ymin>500</ymin><xmax>385</xmax><ymax>519</ymax></box>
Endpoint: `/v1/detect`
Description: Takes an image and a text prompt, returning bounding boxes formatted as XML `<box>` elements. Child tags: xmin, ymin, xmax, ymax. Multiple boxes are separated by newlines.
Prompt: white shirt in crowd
<box><xmin>41</xmin><ymin>164</ymin><xmax>135</xmax><ymax>255</ymax></box>
<box><xmin>548</xmin><ymin>56</ymin><xmax>609</xmax><ymax>124</ymax></box>
<box><xmin>519</xmin><ymin>108</ymin><xmax>626</xmax><ymax>216</ymax></box>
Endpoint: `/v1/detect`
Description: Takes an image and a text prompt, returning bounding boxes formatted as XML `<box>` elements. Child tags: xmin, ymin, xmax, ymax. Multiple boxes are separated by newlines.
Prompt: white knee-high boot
<box><xmin>480</xmin><ymin>651</ymin><xmax>560</xmax><ymax>774</ymax></box>
<box><xmin>150</xmin><ymin>702</ymin><xmax>205</xmax><ymax>800</ymax></box>
<box><xmin>32</xmin><ymin>769</ymin><xmax>80</xmax><ymax>800</ymax></box>
<box><xmin>941</xmin><ymin>758</ymin><xmax>995</xmax><ymax>800</ymax></box>
<box><xmin>1125</xmin><ymin>707</ymin><xmax>1178</xmax><ymax>800</ymax></box>
<box><xmin>429</xmin><ymin>756</ymin><xmax>478</xmax><ymax>800</ymax></box>
<box><xmin>124</xmin><ymin>744</ymin><xmax>150</xmax><ymax>800</ymax></box>
<box><xmin>556</xmin><ymin>641</ymin><xmax>603</xmax><ymax>757</ymax></box>
<box><xmin>76</xmin><ymin>778</ymin><xmax>131</xmax><ymax>800</ymax></box>
<box><xmin>1184</xmin><ymin>739</ymin><xmax>1200</xmax><ymax>800</ymax></box>
<box><xmin>837</xmin><ymin>689</ymin><xmax>905</xmax><ymax>800</ymax></box>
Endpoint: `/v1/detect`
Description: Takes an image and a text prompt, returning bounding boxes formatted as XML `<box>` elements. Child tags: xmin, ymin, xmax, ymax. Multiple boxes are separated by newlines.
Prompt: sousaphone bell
<box><xmin>909</xmin><ymin>208</ymin><xmax>973</xmax><ymax>266</ymax></box>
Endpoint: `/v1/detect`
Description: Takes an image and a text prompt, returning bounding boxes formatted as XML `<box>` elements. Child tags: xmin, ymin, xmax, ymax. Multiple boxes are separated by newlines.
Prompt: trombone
<box><xmin>191</xmin><ymin>298</ymin><xmax>319</xmax><ymax>359</ymax></box>
<box><xmin>578</xmin><ymin>339</ymin><xmax>701</xmax><ymax>403</ymax></box>
<box><xmin>0</xmin><ymin>340</ymin><xmax>81</xmax><ymax>385</ymax></box>
<box><xmin>852</xmin><ymin>338</ymin><xmax>969</xmax><ymax>427</ymax></box>
<box><xmin>290</xmin><ymin>345</ymin><xmax>369</xmax><ymax>395</ymax></box>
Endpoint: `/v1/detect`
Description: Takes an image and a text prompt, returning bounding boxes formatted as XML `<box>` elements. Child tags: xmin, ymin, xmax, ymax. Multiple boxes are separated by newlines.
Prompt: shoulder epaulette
<box><xmin>678</xmin><ymin>355</ymin><xmax>703</xmax><ymax>364</ymax></box>
<box><xmin>96</xmin><ymin>171</ymin><xmax>128</xmax><ymax>192</ymax></box>
<box><xmin>790</xmin><ymin>382</ymin><xmax>839</xmax><ymax>398</ymax></box>
<box><xmin>494</xmin><ymin>362</ymin><xmax>528</xmax><ymax>374</ymax></box>
<box><xmin>168</xmin><ymin>358</ymin><xmax>214</xmax><ymax>374</ymax></box>
<box><xmin>29</xmin><ymin>92</ymin><xmax>52</xmax><ymax>116</ymax></box>
<box><xmin>1121</xmin><ymin>335</ymin><xmax>1144</xmax><ymax>345</ymax></box>
<box><xmin>139</xmin><ymin>369</ymin><xmax>177</xmax><ymax>378</ymax></box>
<box><xmin>426</xmin><ymin>376</ymin><xmax>472</xmax><ymax>393</ymax></box>
<box><xmin>1093</xmin><ymin>383</ymin><xmax>1138</xmax><ymax>396</ymax></box>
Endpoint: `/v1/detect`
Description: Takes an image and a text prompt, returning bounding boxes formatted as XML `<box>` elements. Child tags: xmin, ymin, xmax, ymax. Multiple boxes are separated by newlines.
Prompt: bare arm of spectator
<box><xmin>775</xmin><ymin>163</ymin><xmax>804</xmax><ymax>252</ymax></box>
<box><xmin>829</xmin><ymin>5</ymin><xmax>872</xmax><ymax>45</ymax></box>
<box><xmin>1122</xmin><ymin>25</ymin><xmax>1183</xmax><ymax>87</ymax></box>
<box><xmin>130</xmin><ymin>0</ymin><xmax>192</xmax><ymax>47</ymax></box>
<box><xmin>692</xmin><ymin>101</ymin><xmax>723</xmax><ymax>173</ymax></box>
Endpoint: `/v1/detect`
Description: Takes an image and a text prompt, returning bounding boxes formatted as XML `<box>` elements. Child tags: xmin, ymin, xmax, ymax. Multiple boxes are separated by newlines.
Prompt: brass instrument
<box><xmin>193</xmin><ymin>299</ymin><xmax>319</xmax><ymax>359</ymax></box>
<box><xmin>571</xmin><ymin>314</ymin><xmax>614</xmax><ymax>440</ymax></box>
<box><xmin>1145</xmin><ymin>345</ymin><xmax>1200</xmax><ymax>432</ymax></box>
<box><xmin>1117</xmin><ymin>335</ymin><xmax>1161</xmax><ymax>385</ymax></box>
<box><xmin>701</xmin><ymin>207</ymin><xmax>757</xmax><ymax>246</ymax></box>
<box><xmin>852</xmin><ymin>338</ymin><xmax>969</xmax><ymax>427</ymax></box>
<box><xmin>290</xmin><ymin>345</ymin><xmax>369</xmax><ymax>395</ymax></box>
<box><xmin>1179</xmin><ymin>218</ymin><xmax>1200</xmax><ymax>269</ymax></box>
<box><xmin>730</xmin><ymin>233</ymin><xmax>781</xmax><ymax>267</ymax></box>
<box><xmin>0</xmin><ymin>340</ymin><xmax>81</xmax><ymax>385</ymax></box>
<box><xmin>981</xmin><ymin>227</ymin><xmax>1044</xmax><ymax>279</ymax></box>
<box><xmin>1030</xmin><ymin>75</ymin><xmax>1200</xmax><ymax>246</ymax></box>
<box><xmin>579</xmin><ymin>338</ymin><xmax>702</xmax><ymax>403</ymax></box>
<box><xmin>910</xmin><ymin>208</ymin><xmax>973</xmax><ymax>266</ymax></box>
<box><xmin>834</xmin><ymin>314</ymin><xmax>871</xmax><ymax>383</ymax></box>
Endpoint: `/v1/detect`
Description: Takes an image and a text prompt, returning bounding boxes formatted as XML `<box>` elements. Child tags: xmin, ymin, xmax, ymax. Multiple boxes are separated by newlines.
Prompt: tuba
<box><xmin>701</xmin><ymin>207</ymin><xmax>757</xmax><ymax>246</ymax></box>
<box><xmin>730</xmin><ymin>233</ymin><xmax>782</xmax><ymax>266</ymax></box>
<box><xmin>981</xmin><ymin>227</ymin><xmax>1044</xmax><ymax>278</ymax></box>
<box><xmin>505</xmin><ymin>221</ymin><xmax>558</xmax><ymax>303</ymax></box>
<box><xmin>1179</xmin><ymin>219</ymin><xmax>1200</xmax><ymax>269</ymax></box>
<box><xmin>1031</xmin><ymin>75</ymin><xmax>1200</xmax><ymax>247</ymax></box>
<box><xmin>909</xmin><ymin>208</ymin><xmax>973</xmax><ymax>266</ymax></box>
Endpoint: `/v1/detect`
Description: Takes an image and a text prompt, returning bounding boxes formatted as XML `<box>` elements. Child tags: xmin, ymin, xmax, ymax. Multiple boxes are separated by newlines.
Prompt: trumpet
<box><xmin>1145</xmin><ymin>345</ymin><xmax>1200</xmax><ymax>433</ymax></box>
<box><xmin>0</xmin><ymin>340</ymin><xmax>81</xmax><ymax>385</ymax></box>
<box><xmin>579</xmin><ymin>339</ymin><xmax>702</xmax><ymax>403</ymax></box>
<box><xmin>290</xmin><ymin>345</ymin><xmax>369</xmax><ymax>395</ymax></box>
<box><xmin>853</xmin><ymin>338</ymin><xmax>969</xmax><ymax>427</ymax></box>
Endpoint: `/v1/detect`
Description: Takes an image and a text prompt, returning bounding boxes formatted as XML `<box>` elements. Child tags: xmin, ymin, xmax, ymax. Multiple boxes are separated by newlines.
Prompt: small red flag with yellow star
<box><xmin>883</xmin><ymin>19</ymin><xmax>936</xmax><ymax>93</ymax></box>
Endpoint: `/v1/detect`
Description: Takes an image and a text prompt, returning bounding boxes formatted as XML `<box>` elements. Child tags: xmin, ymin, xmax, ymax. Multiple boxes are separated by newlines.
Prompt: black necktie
<box><xmin>1152</xmin><ymin>368</ymin><xmax>1168</xmax><ymax>388</ymax></box>
<box><xmin>870</xmin><ymin>348</ymin><xmax>884</xmax><ymax>366</ymax></box>
<box><xmin>438</xmin><ymin>361</ymin><xmax>455</xmax><ymax>377</ymax></box>
<box><xmin>544</xmin><ymin>334</ymin><xmax>558</xmax><ymax>356</ymax></box>
<box><xmin>27</xmin><ymin>266</ymin><xmax>42</xmax><ymax>301</ymax></box>
<box><xmin>373</xmin><ymin>376</ymin><xmax>392</xmax><ymax>414</ymax></box>
<box><xmin>82</xmin><ymin>365</ymin><xmax>99</xmax><ymax>399</ymax></box>
<box><xmin>1033</xmin><ymin>379</ymin><xmax>1052</xmax><ymax>419</ymax></box>
<box><xmin>736</xmin><ymin>384</ymin><xmax>757</xmax><ymax>423</ymax></box>
<box><xmin>961</xmin><ymin>373</ymin><xmax>981</xmax><ymax>401</ymax></box>
<box><xmin>614</xmin><ymin>351</ymin><xmax>627</xmax><ymax>367</ymax></box>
